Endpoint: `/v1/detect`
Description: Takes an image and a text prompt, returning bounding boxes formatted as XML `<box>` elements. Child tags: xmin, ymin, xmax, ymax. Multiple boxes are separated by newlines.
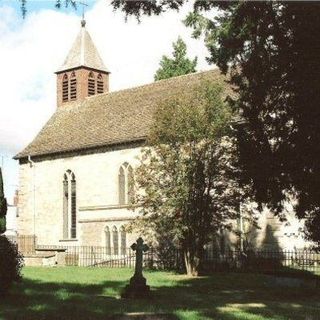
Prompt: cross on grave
<box><xmin>131</xmin><ymin>237</ymin><xmax>149</xmax><ymax>278</ymax></box>
<box><xmin>121</xmin><ymin>237</ymin><xmax>151</xmax><ymax>299</ymax></box>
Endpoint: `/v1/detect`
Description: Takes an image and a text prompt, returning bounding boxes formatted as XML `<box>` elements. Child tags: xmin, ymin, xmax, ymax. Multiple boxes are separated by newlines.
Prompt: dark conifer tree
<box><xmin>0</xmin><ymin>168</ymin><xmax>7</xmax><ymax>234</ymax></box>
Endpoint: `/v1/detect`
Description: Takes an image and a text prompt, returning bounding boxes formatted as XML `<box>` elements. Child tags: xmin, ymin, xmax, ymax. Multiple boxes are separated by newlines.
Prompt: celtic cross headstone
<box><xmin>121</xmin><ymin>237</ymin><xmax>151</xmax><ymax>298</ymax></box>
<box><xmin>131</xmin><ymin>237</ymin><xmax>149</xmax><ymax>278</ymax></box>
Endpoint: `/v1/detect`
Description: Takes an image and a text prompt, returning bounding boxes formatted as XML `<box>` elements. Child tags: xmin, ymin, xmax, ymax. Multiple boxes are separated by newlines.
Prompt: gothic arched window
<box><xmin>88</xmin><ymin>72</ymin><xmax>95</xmax><ymax>96</ymax></box>
<box><xmin>70</xmin><ymin>72</ymin><xmax>77</xmax><ymax>100</ymax></box>
<box><xmin>120</xmin><ymin>226</ymin><xmax>126</xmax><ymax>256</ymax></box>
<box><xmin>119</xmin><ymin>166</ymin><xmax>125</xmax><ymax>205</ymax></box>
<box><xmin>105</xmin><ymin>226</ymin><xmax>111</xmax><ymax>255</ymax></box>
<box><xmin>97</xmin><ymin>73</ymin><xmax>104</xmax><ymax>94</ymax></box>
<box><xmin>127</xmin><ymin>165</ymin><xmax>134</xmax><ymax>204</ymax></box>
<box><xmin>62</xmin><ymin>73</ymin><xmax>69</xmax><ymax>102</ymax></box>
<box><xmin>118</xmin><ymin>163</ymin><xmax>134</xmax><ymax>205</ymax></box>
<box><xmin>112</xmin><ymin>226</ymin><xmax>119</xmax><ymax>255</ymax></box>
<box><xmin>63</xmin><ymin>173</ymin><xmax>68</xmax><ymax>238</ymax></box>
<box><xmin>63</xmin><ymin>170</ymin><xmax>77</xmax><ymax>239</ymax></box>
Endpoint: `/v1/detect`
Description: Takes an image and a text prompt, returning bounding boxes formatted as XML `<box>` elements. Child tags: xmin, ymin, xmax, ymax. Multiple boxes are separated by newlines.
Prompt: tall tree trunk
<box><xmin>183</xmin><ymin>242</ymin><xmax>204</xmax><ymax>276</ymax></box>
<box><xmin>184</xmin><ymin>249</ymin><xmax>199</xmax><ymax>276</ymax></box>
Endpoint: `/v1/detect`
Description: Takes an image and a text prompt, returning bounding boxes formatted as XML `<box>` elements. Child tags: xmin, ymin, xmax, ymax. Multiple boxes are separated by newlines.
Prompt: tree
<box><xmin>154</xmin><ymin>37</ymin><xmax>197</xmax><ymax>81</ymax></box>
<box><xmin>20</xmin><ymin>0</ymin><xmax>76</xmax><ymax>18</ymax></box>
<box><xmin>131</xmin><ymin>81</ymin><xmax>252</xmax><ymax>276</ymax></box>
<box><xmin>185</xmin><ymin>2</ymin><xmax>320</xmax><ymax>245</ymax></box>
<box><xmin>110</xmin><ymin>0</ymin><xmax>320</xmax><ymax>245</ymax></box>
<box><xmin>0</xmin><ymin>167</ymin><xmax>7</xmax><ymax>234</ymax></box>
<box><xmin>22</xmin><ymin>1</ymin><xmax>320</xmax><ymax>243</ymax></box>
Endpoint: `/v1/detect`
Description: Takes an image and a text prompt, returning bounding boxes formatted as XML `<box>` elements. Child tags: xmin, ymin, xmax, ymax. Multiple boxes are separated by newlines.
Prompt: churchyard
<box><xmin>0</xmin><ymin>267</ymin><xmax>319</xmax><ymax>320</ymax></box>
<box><xmin>1</xmin><ymin>234</ymin><xmax>319</xmax><ymax>319</ymax></box>
<box><xmin>1</xmin><ymin>2</ymin><xmax>319</xmax><ymax>319</ymax></box>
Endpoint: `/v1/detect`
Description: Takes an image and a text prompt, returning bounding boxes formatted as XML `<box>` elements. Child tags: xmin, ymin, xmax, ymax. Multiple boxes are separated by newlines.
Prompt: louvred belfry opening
<box><xmin>97</xmin><ymin>73</ymin><xmax>104</xmax><ymax>94</ymax></box>
<box><xmin>55</xmin><ymin>19</ymin><xmax>110</xmax><ymax>107</ymax></box>
<box><xmin>88</xmin><ymin>72</ymin><xmax>95</xmax><ymax>96</ymax></box>
<box><xmin>62</xmin><ymin>74</ymin><xmax>69</xmax><ymax>102</ymax></box>
<box><xmin>70</xmin><ymin>72</ymin><xmax>77</xmax><ymax>100</ymax></box>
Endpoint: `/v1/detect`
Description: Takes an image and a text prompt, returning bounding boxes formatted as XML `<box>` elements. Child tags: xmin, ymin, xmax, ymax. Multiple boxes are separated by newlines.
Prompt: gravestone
<box><xmin>121</xmin><ymin>237</ymin><xmax>151</xmax><ymax>298</ymax></box>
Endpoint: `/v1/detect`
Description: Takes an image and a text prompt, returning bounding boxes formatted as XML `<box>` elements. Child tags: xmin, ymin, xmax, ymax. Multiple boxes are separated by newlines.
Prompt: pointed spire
<box><xmin>56</xmin><ymin>20</ymin><xmax>109</xmax><ymax>73</ymax></box>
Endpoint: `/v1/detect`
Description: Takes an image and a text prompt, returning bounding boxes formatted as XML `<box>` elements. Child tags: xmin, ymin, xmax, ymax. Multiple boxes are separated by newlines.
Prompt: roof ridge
<box><xmin>86</xmin><ymin>68</ymin><xmax>219</xmax><ymax>101</ymax></box>
<box><xmin>55</xmin><ymin>68</ymin><xmax>222</xmax><ymax>112</ymax></box>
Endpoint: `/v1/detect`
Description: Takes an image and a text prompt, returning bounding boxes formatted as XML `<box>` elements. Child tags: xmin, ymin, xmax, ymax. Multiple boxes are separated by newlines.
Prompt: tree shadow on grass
<box><xmin>157</xmin><ymin>273</ymin><xmax>320</xmax><ymax>320</ymax></box>
<box><xmin>0</xmin><ymin>273</ymin><xmax>320</xmax><ymax>320</ymax></box>
<box><xmin>0</xmin><ymin>277</ymin><xmax>181</xmax><ymax>320</ymax></box>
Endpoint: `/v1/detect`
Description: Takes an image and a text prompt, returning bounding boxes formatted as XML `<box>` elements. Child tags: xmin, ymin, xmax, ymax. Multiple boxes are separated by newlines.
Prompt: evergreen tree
<box><xmin>154</xmin><ymin>37</ymin><xmax>197</xmax><ymax>81</ymax></box>
<box><xmin>184</xmin><ymin>2</ymin><xmax>320</xmax><ymax>244</ymax></box>
<box><xmin>110</xmin><ymin>0</ymin><xmax>320</xmax><ymax>245</ymax></box>
<box><xmin>0</xmin><ymin>168</ymin><xmax>7</xmax><ymax>234</ymax></box>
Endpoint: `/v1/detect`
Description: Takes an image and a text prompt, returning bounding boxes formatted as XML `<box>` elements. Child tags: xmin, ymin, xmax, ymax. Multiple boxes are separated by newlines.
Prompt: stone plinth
<box><xmin>24</xmin><ymin>253</ymin><xmax>56</xmax><ymax>267</ymax></box>
<box><xmin>121</xmin><ymin>275</ymin><xmax>150</xmax><ymax>298</ymax></box>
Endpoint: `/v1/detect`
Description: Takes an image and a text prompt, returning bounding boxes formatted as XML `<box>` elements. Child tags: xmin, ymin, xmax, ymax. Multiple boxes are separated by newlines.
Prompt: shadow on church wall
<box><xmin>228</xmin><ymin>221</ymin><xmax>287</xmax><ymax>274</ymax></box>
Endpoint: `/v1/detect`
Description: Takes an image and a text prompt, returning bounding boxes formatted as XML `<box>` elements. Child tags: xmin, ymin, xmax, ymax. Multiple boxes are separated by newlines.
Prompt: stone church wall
<box><xmin>219</xmin><ymin>204</ymin><xmax>311</xmax><ymax>252</ymax></box>
<box><xmin>17</xmin><ymin>145</ymin><xmax>142</xmax><ymax>247</ymax></box>
<box><xmin>17</xmin><ymin>144</ymin><xmax>311</xmax><ymax>251</ymax></box>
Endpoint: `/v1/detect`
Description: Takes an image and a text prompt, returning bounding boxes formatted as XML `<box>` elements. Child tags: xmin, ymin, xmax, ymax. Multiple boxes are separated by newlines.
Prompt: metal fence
<box><xmin>5</xmin><ymin>235</ymin><xmax>320</xmax><ymax>274</ymax></box>
<box><xmin>6</xmin><ymin>235</ymin><xmax>37</xmax><ymax>254</ymax></box>
<box><xmin>203</xmin><ymin>248</ymin><xmax>320</xmax><ymax>274</ymax></box>
<box><xmin>37</xmin><ymin>245</ymin><xmax>138</xmax><ymax>267</ymax></box>
<box><xmin>30</xmin><ymin>244</ymin><xmax>320</xmax><ymax>274</ymax></box>
<box><xmin>36</xmin><ymin>244</ymin><xmax>183</xmax><ymax>269</ymax></box>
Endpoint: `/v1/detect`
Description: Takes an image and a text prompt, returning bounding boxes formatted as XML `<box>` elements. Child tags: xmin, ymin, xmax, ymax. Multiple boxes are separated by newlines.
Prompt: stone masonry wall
<box><xmin>18</xmin><ymin>146</ymin><xmax>141</xmax><ymax>247</ymax></box>
<box><xmin>17</xmin><ymin>144</ymin><xmax>310</xmax><ymax>250</ymax></box>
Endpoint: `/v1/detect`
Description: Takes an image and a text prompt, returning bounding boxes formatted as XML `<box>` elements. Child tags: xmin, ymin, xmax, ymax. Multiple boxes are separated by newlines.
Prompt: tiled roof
<box><xmin>15</xmin><ymin>69</ymin><xmax>227</xmax><ymax>159</ymax></box>
<box><xmin>56</xmin><ymin>21</ymin><xmax>109</xmax><ymax>73</ymax></box>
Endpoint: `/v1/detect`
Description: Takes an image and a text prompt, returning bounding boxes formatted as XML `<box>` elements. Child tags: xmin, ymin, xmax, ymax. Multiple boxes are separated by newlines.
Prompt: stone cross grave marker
<box><xmin>131</xmin><ymin>237</ymin><xmax>149</xmax><ymax>278</ymax></box>
<box><xmin>121</xmin><ymin>237</ymin><xmax>151</xmax><ymax>298</ymax></box>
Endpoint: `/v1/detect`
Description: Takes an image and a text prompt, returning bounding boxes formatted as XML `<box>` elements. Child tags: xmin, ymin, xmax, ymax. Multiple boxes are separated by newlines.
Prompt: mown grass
<box><xmin>0</xmin><ymin>267</ymin><xmax>319</xmax><ymax>320</ymax></box>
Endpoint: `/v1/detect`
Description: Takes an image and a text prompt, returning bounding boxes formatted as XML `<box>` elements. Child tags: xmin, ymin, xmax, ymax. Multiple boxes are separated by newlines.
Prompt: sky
<box><xmin>0</xmin><ymin>0</ymin><xmax>213</xmax><ymax>204</ymax></box>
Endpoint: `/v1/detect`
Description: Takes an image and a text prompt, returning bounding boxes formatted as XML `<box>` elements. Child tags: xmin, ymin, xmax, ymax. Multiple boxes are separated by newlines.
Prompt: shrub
<box><xmin>0</xmin><ymin>236</ymin><xmax>24</xmax><ymax>295</ymax></box>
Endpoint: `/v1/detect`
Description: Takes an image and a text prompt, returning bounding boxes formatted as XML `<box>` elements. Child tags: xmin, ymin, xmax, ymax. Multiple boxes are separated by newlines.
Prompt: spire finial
<box><xmin>79</xmin><ymin>1</ymin><xmax>88</xmax><ymax>27</ymax></box>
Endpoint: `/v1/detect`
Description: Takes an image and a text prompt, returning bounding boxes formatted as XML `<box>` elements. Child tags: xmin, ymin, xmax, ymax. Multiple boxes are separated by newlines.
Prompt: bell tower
<box><xmin>55</xmin><ymin>19</ymin><xmax>110</xmax><ymax>107</ymax></box>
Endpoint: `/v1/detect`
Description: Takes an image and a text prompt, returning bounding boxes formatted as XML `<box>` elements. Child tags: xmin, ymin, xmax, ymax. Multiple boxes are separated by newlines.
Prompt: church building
<box><xmin>14</xmin><ymin>20</ymin><xmax>307</xmax><ymax>253</ymax></box>
<box><xmin>14</xmin><ymin>20</ymin><xmax>223</xmax><ymax>250</ymax></box>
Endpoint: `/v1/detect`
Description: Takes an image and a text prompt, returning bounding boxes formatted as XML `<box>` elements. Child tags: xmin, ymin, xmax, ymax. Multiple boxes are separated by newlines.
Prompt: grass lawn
<box><xmin>0</xmin><ymin>267</ymin><xmax>319</xmax><ymax>320</ymax></box>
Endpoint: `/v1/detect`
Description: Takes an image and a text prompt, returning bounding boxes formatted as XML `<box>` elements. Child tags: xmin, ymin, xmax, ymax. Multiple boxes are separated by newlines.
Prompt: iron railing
<box><xmin>6</xmin><ymin>235</ymin><xmax>37</xmax><ymax>254</ymax></box>
<box><xmin>5</xmin><ymin>235</ymin><xmax>320</xmax><ymax>274</ymax></box>
<box><xmin>35</xmin><ymin>244</ymin><xmax>183</xmax><ymax>269</ymax></box>
<box><xmin>203</xmin><ymin>248</ymin><xmax>320</xmax><ymax>274</ymax></box>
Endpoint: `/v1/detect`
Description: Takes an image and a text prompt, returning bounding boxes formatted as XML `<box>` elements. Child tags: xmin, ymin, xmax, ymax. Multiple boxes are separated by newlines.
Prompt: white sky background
<box><xmin>0</xmin><ymin>0</ymin><xmax>213</xmax><ymax>203</ymax></box>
